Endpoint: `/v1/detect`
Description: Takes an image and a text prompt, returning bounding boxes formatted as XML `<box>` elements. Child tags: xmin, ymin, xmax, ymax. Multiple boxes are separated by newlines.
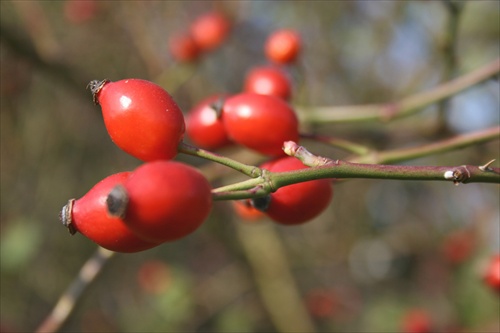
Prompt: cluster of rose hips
<box><xmin>167</xmin><ymin>11</ymin><xmax>301</xmax><ymax>65</ymax></box>
<box><xmin>60</xmin><ymin>25</ymin><xmax>334</xmax><ymax>253</ymax></box>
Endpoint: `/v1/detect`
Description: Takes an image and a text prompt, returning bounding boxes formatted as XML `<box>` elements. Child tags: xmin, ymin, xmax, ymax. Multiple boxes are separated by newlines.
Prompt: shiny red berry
<box><xmin>244</xmin><ymin>66</ymin><xmax>292</xmax><ymax>101</ymax></box>
<box><xmin>222</xmin><ymin>93</ymin><xmax>299</xmax><ymax>156</ymax></box>
<box><xmin>60</xmin><ymin>172</ymin><xmax>160</xmax><ymax>253</ymax></box>
<box><xmin>88</xmin><ymin>79</ymin><xmax>185</xmax><ymax>162</ymax></box>
<box><xmin>185</xmin><ymin>94</ymin><xmax>231</xmax><ymax>150</ymax></box>
<box><xmin>108</xmin><ymin>161</ymin><xmax>213</xmax><ymax>243</ymax></box>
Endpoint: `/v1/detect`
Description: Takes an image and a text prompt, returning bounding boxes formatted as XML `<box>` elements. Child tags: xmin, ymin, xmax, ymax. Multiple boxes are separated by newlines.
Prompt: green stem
<box><xmin>212</xmin><ymin>188</ymin><xmax>269</xmax><ymax>201</ymax></box>
<box><xmin>298</xmin><ymin>58</ymin><xmax>500</xmax><ymax>124</ymax></box>
<box><xmin>351</xmin><ymin>126</ymin><xmax>500</xmax><ymax>164</ymax></box>
<box><xmin>212</xmin><ymin>177</ymin><xmax>265</xmax><ymax>194</ymax></box>
<box><xmin>177</xmin><ymin>142</ymin><xmax>261</xmax><ymax>177</ymax></box>
<box><xmin>212</xmin><ymin>161</ymin><xmax>500</xmax><ymax>201</ymax></box>
<box><xmin>272</xmin><ymin>162</ymin><xmax>500</xmax><ymax>187</ymax></box>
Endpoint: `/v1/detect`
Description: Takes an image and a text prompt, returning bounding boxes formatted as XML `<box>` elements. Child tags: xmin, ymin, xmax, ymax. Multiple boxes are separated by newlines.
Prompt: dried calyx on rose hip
<box><xmin>88</xmin><ymin>78</ymin><xmax>185</xmax><ymax>162</ymax></box>
<box><xmin>60</xmin><ymin>172</ymin><xmax>161</xmax><ymax>253</ymax></box>
<box><xmin>106</xmin><ymin>161</ymin><xmax>213</xmax><ymax>244</ymax></box>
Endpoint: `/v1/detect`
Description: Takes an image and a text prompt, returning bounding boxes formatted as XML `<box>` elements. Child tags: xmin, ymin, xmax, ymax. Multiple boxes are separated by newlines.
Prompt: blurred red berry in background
<box><xmin>244</xmin><ymin>65</ymin><xmax>292</xmax><ymax>101</ymax></box>
<box><xmin>169</xmin><ymin>32</ymin><xmax>200</xmax><ymax>63</ymax></box>
<box><xmin>265</xmin><ymin>29</ymin><xmax>301</xmax><ymax>64</ymax></box>
<box><xmin>137</xmin><ymin>260</ymin><xmax>172</xmax><ymax>295</ymax></box>
<box><xmin>483</xmin><ymin>254</ymin><xmax>500</xmax><ymax>293</ymax></box>
<box><xmin>190</xmin><ymin>11</ymin><xmax>230</xmax><ymax>51</ymax></box>
<box><xmin>401</xmin><ymin>309</ymin><xmax>432</xmax><ymax>333</ymax></box>
<box><xmin>440</xmin><ymin>228</ymin><xmax>476</xmax><ymax>265</ymax></box>
<box><xmin>64</xmin><ymin>0</ymin><xmax>99</xmax><ymax>24</ymax></box>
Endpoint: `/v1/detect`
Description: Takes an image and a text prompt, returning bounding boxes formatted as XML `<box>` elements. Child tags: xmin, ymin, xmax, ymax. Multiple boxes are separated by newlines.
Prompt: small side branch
<box><xmin>351</xmin><ymin>126</ymin><xmax>500</xmax><ymax>164</ymax></box>
<box><xmin>178</xmin><ymin>142</ymin><xmax>261</xmax><ymax>178</ymax></box>
<box><xmin>298</xmin><ymin>58</ymin><xmax>500</xmax><ymax>124</ymax></box>
<box><xmin>35</xmin><ymin>248</ymin><xmax>115</xmax><ymax>333</ymax></box>
<box><xmin>282</xmin><ymin>141</ymin><xmax>499</xmax><ymax>185</ymax></box>
<box><xmin>213</xmin><ymin>142</ymin><xmax>499</xmax><ymax>201</ymax></box>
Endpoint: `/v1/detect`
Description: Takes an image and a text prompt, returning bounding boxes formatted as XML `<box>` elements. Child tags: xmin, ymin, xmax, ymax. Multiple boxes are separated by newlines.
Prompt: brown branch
<box><xmin>35</xmin><ymin>248</ymin><xmax>115</xmax><ymax>333</ymax></box>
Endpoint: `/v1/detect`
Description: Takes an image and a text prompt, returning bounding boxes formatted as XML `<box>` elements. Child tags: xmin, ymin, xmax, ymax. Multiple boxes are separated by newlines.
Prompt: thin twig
<box><xmin>235</xmin><ymin>221</ymin><xmax>316</xmax><ymax>332</ymax></box>
<box><xmin>436</xmin><ymin>0</ymin><xmax>465</xmax><ymax>132</ymax></box>
<box><xmin>35</xmin><ymin>248</ymin><xmax>115</xmax><ymax>333</ymax></box>
<box><xmin>297</xmin><ymin>58</ymin><xmax>500</xmax><ymax>124</ymax></box>
<box><xmin>178</xmin><ymin>142</ymin><xmax>262</xmax><ymax>178</ymax></box>
<box><xmin>351</xmin><ymin>126</ymin><xmax>500</xmax><ymax>164</ymax></box>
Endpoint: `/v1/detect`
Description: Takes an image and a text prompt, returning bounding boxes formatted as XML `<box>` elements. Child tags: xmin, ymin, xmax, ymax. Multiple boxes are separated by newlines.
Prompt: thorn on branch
<box><xmin>479</xmin><ymin>159</ymin><xmax>496</xmax><ymax>172</ymax></box>
<box><xmin>283</xmin><ymin>141</ymin><xmax>335</xmax><ymax>167</ymax></box>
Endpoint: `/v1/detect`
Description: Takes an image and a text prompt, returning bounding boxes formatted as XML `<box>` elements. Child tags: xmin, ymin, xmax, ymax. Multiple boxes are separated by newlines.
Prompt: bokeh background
<box><xmin>1</xmin><ymin>1</ymin><xmax>499</xmax><ymax>332</ymax></box>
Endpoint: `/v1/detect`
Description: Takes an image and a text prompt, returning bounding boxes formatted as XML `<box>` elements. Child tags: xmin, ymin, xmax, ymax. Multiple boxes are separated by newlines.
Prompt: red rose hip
<box><xmin>109</xmin><ymin>161</ymin><xmax>213</xmax><ymax>243</ymax></box>
<box><xmin>185</xmin><ymin>94</ymin><xmax>231</xmax><ymax>150</ymax></box>
<box><xmin>244</xmin><ymin>66</ymin><xmax>292</xmax><ymax>101</ymax></box>
<box><xmin>222</xmin><ymin>93</ymin><xmax>299</xmax><ymax>156</ymax></box>
<box><xmin>265</xmin><ymin>29</ymin><xmax>301</xmax><ymax>64</ymax></box>
<box><xmin>89</xmin><ymin>79</ymin><xmax>185</xmax><ymax>162</ymax></box>
<box><xmin>60</xmin><ymin>172</ymin><xmax>160</xmax><ymax>253</ymax></box>
<box><xmin>190</xmin><ymin>11</ymin><xmax>230</xmax><ymax>51</ymax></box>
<box><xmin>257</xmin><ymin>157</ymin><xmax>333</xmax><ymax>225</ymax></box>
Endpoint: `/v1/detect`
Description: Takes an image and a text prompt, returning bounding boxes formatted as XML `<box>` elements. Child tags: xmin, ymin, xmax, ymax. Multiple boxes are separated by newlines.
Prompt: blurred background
<box><xmin>1</xmin><ymin>1</ymin><xmax>499</xmax><ymax>332</ymax></box>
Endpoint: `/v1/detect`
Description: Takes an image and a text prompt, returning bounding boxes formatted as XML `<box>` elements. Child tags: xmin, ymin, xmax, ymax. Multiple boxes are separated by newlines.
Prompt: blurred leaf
<box><xmin>1</xmin><ymin>218</ymin><xmax>42</xmax><ymax>273</ymax></box>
